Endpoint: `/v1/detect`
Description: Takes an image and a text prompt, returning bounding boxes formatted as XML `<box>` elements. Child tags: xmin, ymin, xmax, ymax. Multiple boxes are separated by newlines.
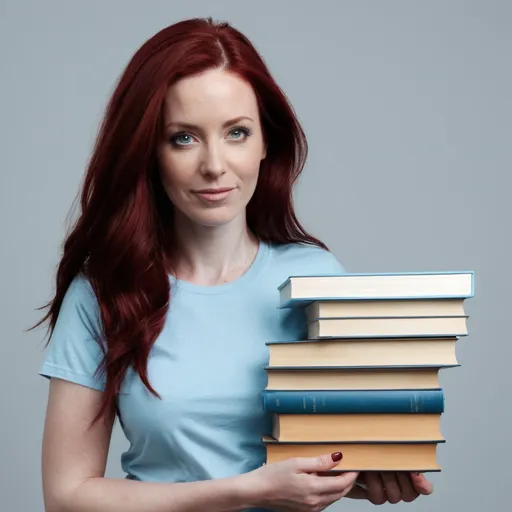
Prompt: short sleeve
<box><xmin>38</xmin><ymin>275</ymin><xmax>106</xmax><ymax>391</ymax></box>
<box><xmin>303</xmin><ymin>245</ymin><xmax>348</xmax><ymax>275</ymax></box>
<box><xmin>320</xmin><ymin>249</ymin><xmax>347</xmax><ymax>274</ymax></box>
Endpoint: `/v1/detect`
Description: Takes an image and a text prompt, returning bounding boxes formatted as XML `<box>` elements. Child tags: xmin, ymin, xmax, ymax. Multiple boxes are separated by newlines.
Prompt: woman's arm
<box><xmin>42</xmin><ymin>378</ymin><xmax>255</xmax><ymax>512</ymax></box>
<box><xmin>62</xmin><ymin>474</ymin><xmax>253</xmax><ymax>512</ymax></box>
<box><xmin>345</xmin><ymin>472</ymin><xmax>433</xmax><ymax>504</ymax></box>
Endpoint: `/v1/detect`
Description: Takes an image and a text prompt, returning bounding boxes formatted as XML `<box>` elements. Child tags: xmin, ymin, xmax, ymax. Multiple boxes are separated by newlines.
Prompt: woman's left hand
<box><xmin>346</xmin><ymin>471</ymin><xmax>433</xmax><ymax>504</ymax></box>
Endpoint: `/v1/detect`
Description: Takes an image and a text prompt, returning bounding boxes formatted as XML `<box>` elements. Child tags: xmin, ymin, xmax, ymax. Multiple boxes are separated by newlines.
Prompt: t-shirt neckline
<box><xmin>168</xmin><ymin>240</ymin><xmax>270</xmax><ymax>295</ymax></box>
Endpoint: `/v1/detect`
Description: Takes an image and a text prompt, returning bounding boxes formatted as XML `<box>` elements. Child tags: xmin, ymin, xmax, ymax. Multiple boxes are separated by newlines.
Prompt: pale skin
<box><xmin>41</xmin><ymin>68</ymin><xmax>433</xmax><ymax>511</ymax></box>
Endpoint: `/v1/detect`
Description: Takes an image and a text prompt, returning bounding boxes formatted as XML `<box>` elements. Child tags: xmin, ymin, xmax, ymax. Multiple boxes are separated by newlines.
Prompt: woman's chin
<box><xmin>186</xmin><ymin>208</ymin><xmax>244</xmax><ymax>228</ymax></box>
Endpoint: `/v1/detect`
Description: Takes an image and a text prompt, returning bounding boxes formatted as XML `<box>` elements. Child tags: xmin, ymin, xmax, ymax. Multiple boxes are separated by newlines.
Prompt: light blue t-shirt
<box><xmin>39</xmin><ymin>241</ymin><xmax>345</xmax><ymax>510</ymax></box>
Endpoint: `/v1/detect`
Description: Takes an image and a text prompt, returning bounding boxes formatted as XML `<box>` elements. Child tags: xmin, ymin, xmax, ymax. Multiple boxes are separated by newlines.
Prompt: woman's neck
<box><xmin>171</xmin><ymin>212</ymin><xmax>260</xmax><ymax>286</ymax></box>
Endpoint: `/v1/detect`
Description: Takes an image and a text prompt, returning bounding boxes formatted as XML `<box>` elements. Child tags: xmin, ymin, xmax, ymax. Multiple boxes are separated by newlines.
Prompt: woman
<box><xmin>35</xmin><ymin>17</ymin><xmax>433</xmax><ymax>511</ymax></box>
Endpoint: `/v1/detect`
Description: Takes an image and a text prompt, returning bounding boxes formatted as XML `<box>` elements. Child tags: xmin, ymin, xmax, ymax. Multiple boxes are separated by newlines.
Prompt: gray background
<box><xmin>1</xmin><ymin>0</ymin><xmax>510</xmax><ymax>510</ymax></box>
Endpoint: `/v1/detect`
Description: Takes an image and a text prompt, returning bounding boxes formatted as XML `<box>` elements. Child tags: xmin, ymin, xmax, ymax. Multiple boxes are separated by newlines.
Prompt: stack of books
<box><xmin>262</xmin><ymin>271</ymin><xmax>474</xmax><ymax>472</ymax></box>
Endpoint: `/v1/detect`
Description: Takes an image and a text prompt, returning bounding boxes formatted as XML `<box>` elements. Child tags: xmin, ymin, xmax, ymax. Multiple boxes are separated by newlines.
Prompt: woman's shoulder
<box><xmin>61</xmin><ymin>272</ymin><xmax>98</xmax><ymax>307</ymax></box>
<box><xmin>267</xmin><ymin>241</ymin><xmax>347</xmax><ymax>275</ymax></box>
<box><xmin>53</xmin><ymin>273</ymin><xmax>102</xmax><ymax>331</ymax></box>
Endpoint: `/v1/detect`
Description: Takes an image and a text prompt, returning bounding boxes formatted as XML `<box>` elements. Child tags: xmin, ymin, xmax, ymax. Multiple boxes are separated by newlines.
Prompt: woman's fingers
<box><xmin>380</xmin><ymin>472</ymin><xmax>402</xmax><ymax>504</ymax></box>
<box><xmin>317</xmin><ymin>471</ymin><xmax>359</xmax><ymax>495</ymax></box>
<box><xmin>342</xmin><ymin>472</ymin><xmax>433</xmax><ymax>503</ymax></box>
<box><xmin>397</xmin><ymin>472</ymin><xmax>420</xmax><ymax>502</ymax></box>
<box><xmin>363</xmin><ymin>471</ymin><xmax>387</xmax><ymax>505</ymax></box>
<box><xmin>410</xmin><ymin>472</ymin><xmax>434</xmax><ymax>495</ymax></box>
<box><xmin>317</xmin><ymin>474</ymin><xmax>361</xmax><ymax>509</ymax></box>
<box><xmin>344</xmin><ymin>483</ymin><xmax>369</xmax><ymax>499</ymax></box>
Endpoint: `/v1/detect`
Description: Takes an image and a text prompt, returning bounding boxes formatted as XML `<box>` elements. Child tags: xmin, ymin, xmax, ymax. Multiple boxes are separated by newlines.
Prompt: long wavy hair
<box><xmin>33</xmin><ymin>17</ymin><xmax>327</xmax><ymax>427</ymax></box>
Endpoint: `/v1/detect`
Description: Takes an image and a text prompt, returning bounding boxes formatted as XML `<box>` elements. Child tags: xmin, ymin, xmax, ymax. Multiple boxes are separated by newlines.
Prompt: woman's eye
<box><xmin>173</xmin><ymin>134</ymin><xmax>193</xmax><ymax>146</ymax></box>
<box><xmin>229</xmin><ymin>127</ymin><xmax>251</xmax><ymax>141</ymax></box>
<box><xmin>170</xmin><ymin>127</ymin><xmax>251</xmax><ymax>147</ymax></box>
<box><xmin>230</xmin><ymin>129</ymin><xmax>244</xmax><ymax>140</ymax></box>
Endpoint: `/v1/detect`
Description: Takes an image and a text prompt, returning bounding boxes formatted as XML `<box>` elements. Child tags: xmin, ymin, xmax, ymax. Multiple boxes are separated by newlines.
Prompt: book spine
<box><xmin>262</xmin><ymin>389</ymin><xmax>444</xmax><ymax>414</ymax></box>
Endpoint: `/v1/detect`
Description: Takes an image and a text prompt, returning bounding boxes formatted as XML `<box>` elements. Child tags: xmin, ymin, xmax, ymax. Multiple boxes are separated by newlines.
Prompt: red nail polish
<box><xmin>331</xmin><ymin>452</ymin><xmax>342</xmax><ymax>462</ymax></box>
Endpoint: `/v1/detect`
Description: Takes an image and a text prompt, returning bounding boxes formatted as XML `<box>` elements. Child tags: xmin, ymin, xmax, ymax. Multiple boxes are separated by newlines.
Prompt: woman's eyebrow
<box><xmin>165</xmin><ymin>115</ymin><xmax>254</xmax><ymax>131</ymax></box>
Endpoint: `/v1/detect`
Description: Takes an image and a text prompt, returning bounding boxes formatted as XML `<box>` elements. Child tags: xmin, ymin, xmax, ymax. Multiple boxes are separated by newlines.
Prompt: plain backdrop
<box><xmin>1</xmin><ymin>1</ymin><xmax>510</xmax><ymax>510</ymax></box>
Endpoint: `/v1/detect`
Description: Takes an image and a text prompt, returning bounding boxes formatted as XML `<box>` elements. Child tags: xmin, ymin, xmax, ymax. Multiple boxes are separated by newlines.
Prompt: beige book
<box><xmin>263</xmin><ymin>436</ymin><xmax>443</xmax><ymax>471</ymax></box>
<box><xmin>305</xmin><ymin>299</ymin><xmax>466</xmax><ymax>321</ymax></box>
<box><xmin>271</xmin><ymin>413</ymin><xmax>444</xmax><ymax>442</ymax></box>
<box><xmin>265</xmin><ymin>366</ymin><xmax>448</xmax><ymax>391</ymax></box>
<box><xmin>267</xmin><ymin>338</ymin><xmax>458</xmax><ymax>367</ymax></box>
<box><xmin>307</xmin><ymin>316</ymin><xmax>468</xmax><ymax>339</ymax></box>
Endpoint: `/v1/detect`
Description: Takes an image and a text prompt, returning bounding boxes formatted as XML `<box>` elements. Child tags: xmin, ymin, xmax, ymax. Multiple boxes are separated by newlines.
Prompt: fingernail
<box><xmin>413</xmin><ymin>472</ymin><xmax>420</xmax><ymax>476</ymax></box>
<box><xmin>331</xmin><ymin>452</ymin><xmax>342</xmax><ymax>462</ymax></box>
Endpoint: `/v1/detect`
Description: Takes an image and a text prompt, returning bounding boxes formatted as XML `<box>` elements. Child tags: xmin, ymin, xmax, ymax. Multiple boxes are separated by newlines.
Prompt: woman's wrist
<box><xmin>232</xmin><ymin>470</ymin><xmax>266</xmax><ymax>510</ymax></box>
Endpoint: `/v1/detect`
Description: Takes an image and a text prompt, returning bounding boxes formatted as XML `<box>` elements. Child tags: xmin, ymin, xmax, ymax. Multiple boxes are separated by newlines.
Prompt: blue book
<box><xmin>262</xmin><ymin>389</ymin><xmax>445</xmax><ymax>414</ymax></box>
<box><xmin>277</xmin><ymin>270</ymin><xmax>475</xmax><ymax>309</ymax></box>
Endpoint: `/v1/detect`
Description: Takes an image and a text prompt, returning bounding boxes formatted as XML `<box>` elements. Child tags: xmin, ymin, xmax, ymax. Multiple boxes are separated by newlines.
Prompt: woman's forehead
<box><xmin>163</xmin><ymin>70</ymin><xmax>259</xmax><ymax>125</ymax></box>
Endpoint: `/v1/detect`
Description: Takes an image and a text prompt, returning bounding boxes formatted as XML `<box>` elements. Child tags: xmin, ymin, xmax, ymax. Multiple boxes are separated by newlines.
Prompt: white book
<box><xmin>278</xmin><ymin>271</ymin><xmax>474</xmax><ymax>308</ymax></box>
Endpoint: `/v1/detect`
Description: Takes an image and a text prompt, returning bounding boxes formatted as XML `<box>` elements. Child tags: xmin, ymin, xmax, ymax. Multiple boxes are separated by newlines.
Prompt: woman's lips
<box><xmin>193</xmin><ymin>188</ymin><xmax>235</xmax><ymax>202</ymax></box>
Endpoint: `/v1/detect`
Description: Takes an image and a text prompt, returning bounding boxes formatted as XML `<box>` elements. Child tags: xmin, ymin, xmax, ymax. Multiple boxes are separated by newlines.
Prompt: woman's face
<box><xmin>156</xmin><ymin>68</ymin><xmax>267</xmax><ymax>228</ymax></box>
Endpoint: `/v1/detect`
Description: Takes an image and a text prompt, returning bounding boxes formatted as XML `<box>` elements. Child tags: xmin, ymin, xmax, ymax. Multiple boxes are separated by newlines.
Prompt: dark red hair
<box><xmin>34</xmin><ymin>17</ymin><xmax>327</xmax><ymax>427</ymax></box>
